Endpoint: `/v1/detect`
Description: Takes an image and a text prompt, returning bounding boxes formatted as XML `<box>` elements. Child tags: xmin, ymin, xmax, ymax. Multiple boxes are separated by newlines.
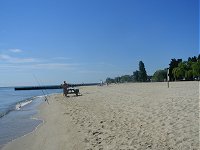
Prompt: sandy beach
<box><xmin>2</xmin><ymin>81</ymin><xmax>199</xmax><ymax>150</ymax></box>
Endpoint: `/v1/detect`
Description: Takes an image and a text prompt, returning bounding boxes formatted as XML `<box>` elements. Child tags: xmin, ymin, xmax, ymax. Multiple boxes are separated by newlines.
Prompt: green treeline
<box><xmin>169</xmin><ymin>55</ymin><xmax>200</xmax><ymax>81</ymax></box>
<box><xmin>106</xmin><ymin>55</ymin><xmax>200</xmax><ymax>83</ymax></box>
<box><xmin>106</xmin><ymin>61</ymin><xmax>149</xmax><ymax>83</ymax></box>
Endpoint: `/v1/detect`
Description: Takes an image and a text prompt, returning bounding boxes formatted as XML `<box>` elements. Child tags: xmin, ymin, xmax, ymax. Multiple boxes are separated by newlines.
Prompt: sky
<box><xmin>0</xmin><ymin>0</ymin><xmax>199</xmax><ymax>86</ymax></box>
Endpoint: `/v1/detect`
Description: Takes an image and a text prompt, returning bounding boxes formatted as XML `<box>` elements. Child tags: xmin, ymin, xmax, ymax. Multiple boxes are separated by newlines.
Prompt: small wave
<box><xmin>15</xmin><ymin>100</ymin><xmax>32</xmax><ymax>110</ymax></box>
<box><xmin>0</xmin><ymin>96</ymin><xmax>41</xmax><ymax>118</ymax></box>
<box><xmin>15</xmin><ymin>95</ymin><xmax>48</xmax><ymax>110</ymax></box>
<box><xmin>0</xmin><ymin>112</ymin><xmax>5</xmax><ymax>118</ymax></box>
<box><xmin>36</xmin><ymin>95</ymin><xmax>46</xmax><ymax>98</ymax></box>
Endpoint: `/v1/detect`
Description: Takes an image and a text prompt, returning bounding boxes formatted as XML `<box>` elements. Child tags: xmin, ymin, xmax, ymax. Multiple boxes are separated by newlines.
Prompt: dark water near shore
<box><xmin>0</xmin><ymin>87</ymin><xmax>62</xmax><ymax>149</ymax></box>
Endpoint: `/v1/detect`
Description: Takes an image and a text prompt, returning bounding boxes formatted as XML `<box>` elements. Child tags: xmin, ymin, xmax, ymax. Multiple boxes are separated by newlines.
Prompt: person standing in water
<box><xmin>61</xmin><ymin>81</ymin><xmax>68</xmax><ymax>97</ymax></box>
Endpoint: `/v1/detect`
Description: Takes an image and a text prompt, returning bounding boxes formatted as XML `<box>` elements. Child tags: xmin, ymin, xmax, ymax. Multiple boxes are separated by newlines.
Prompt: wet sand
<box><xmin>2</xmin><ymin>81</ymin><xmax>199</xmax><ymax>150</ymax></box>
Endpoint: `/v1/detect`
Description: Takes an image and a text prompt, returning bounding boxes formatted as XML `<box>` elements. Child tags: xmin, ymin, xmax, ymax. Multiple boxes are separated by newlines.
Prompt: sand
<box><xmin>2</xmin><ymin>81</ymin><xmax>199</xmax><ymax>150</ymax></box>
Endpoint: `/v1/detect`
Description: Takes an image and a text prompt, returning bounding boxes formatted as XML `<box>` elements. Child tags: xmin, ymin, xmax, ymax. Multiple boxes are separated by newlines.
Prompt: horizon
<box><xmin>0</xmin><ymin>0</ymin><xmax>198</xmax><ymax>86</ymax></box>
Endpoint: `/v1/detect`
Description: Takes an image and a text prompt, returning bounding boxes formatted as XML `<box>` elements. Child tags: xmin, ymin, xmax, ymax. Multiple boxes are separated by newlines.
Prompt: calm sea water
<box><xmin>0</xmin><ymin>87</ymin><xmax>62</xmax><ymax>149</ymax></box>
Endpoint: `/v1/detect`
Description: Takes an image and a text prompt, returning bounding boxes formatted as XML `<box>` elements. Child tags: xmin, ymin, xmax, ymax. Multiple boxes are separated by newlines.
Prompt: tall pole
<box><xmin>167</xmin><ymin>68</ymin><xmax>170</xmax><ymax>88</ymax></box>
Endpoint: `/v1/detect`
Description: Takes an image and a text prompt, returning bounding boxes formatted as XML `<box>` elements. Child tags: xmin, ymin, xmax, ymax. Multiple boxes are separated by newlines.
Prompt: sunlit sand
<box><xmin>2</xmin><ymin>81</ymin><xmax>199</xmax><ymax>150</ymax></box>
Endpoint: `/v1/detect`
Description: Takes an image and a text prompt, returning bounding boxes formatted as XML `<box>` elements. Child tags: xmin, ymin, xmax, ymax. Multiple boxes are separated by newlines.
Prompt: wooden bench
<box><xmin>67</xmin><ymin>88</ymin><xmax>79</xmax><ymax>96</ymax></box>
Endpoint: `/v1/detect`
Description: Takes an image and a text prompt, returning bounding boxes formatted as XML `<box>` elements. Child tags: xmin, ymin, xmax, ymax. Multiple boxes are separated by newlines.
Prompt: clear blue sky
<box><xmin>0</xmin><ymin>0</ymin><xmax>198</xmax><ymax>86</ymax></box>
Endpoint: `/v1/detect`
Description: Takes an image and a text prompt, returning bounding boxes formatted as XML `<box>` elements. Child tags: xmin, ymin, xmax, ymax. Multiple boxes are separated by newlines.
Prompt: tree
<box><xmin>172</xmin><ymin>67</ymin><xmax>179</xmax><ymax>81</ymax></box>
<box><xmin>191</xmin><ymin>56</ymin><xmax>197</xmax><ymax>62</ymax></box>
<box><xmin>177</xmin><ymin>62</ymin><xmax>187</xmax><ymax>79</ymax></box>
<box><xmin>114</xmin><ymin>77</ymin><xmax>121</xmax><ymax>83</ymax></box>
<box><xmin>152</xmin><ymin>69</ymin><xmax>167</xmax><ymax>82</ymax></box>
<box><xmin>192</xmin><ymin>61</ymin><xmax>200</xmax><ymax>78</ymax></box>
<box><xmin>138</xmin><ymin>61</ymin><xmax>147</xmax><ymax>82</ymax></box>
<box><xmin>185</xmin><ymin>70</ymin><xmax>193</xmax><ymax>80</ymax></box>
<box><xmin>106</xmin><ymin>78</ymin><xmax>115</xmax><ymax>83</ymax></box>
<box><xmin>172</xmin><ymin>62</ymin><xmax>188</xmax><ymax>80</ymax></box>
<box><xmin>120</xmin><ymin>75</ymin><xmax>132</xmax><ymax>82</ymax></box>
<box><xmin>133</xmin><ymin>70</ymin><xmax>139</xmax><ymax>82</ymax></box>
<box><xmin>169</xmin><ymin>58</ymin><xmax>182</xmax><ymax>81</ymax></box>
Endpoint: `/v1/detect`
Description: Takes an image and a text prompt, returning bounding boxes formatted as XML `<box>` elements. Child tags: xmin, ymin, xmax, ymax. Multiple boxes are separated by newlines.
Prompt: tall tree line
<box><xmin>152</xmin><ymin>55</ymin><xmax>200</xmax><ymax>82</ymax></box>
<box><xmin>106</xmin><ymin>61</ymin><xmax>148</xmax><ymax>83</ymax></box>
<box><xmin>170</xmin><ymin>55</ymin><xmax>200</xmax><ymax>81</ymax></box>
<box><xmin>106</xmin><ymin>55</ymin><xmax>200</xmax><ymax>83</ymax></box>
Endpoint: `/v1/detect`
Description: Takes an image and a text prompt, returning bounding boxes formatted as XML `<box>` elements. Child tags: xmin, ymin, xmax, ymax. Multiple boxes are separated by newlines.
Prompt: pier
<box><xmin>15</xmin><ymin>83</ymin><xmax>99</xmax><ymax>91</ymax></box>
